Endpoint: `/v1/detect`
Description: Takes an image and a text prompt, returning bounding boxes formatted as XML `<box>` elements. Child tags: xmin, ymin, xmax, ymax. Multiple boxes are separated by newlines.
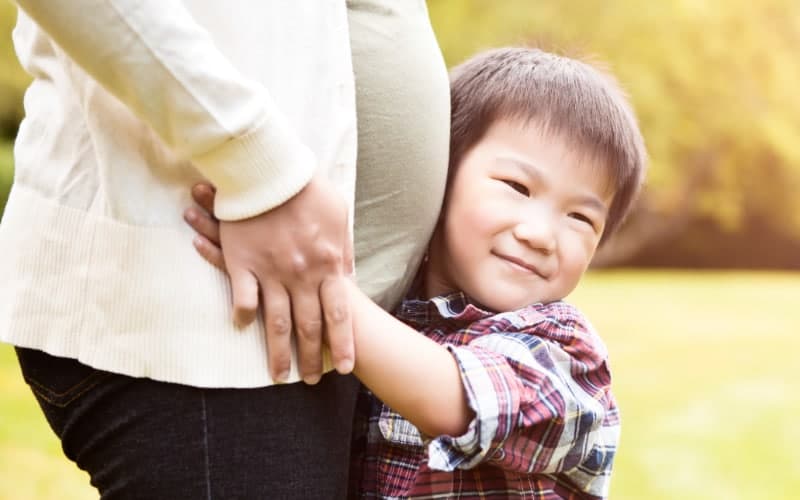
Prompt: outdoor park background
<box><xmin>0</xmin><ymin>1</ymin><xmax>798</xmax><ymax>498</ymax></box>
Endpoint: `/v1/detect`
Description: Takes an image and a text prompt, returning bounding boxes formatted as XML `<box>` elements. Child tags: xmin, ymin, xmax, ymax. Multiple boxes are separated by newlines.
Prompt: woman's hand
<box><xmin>185</xmin><ymin>183</ymin><xmax>226</xmax><ymax>271</ymax></box>
<box><xmin>184</xmin><ymin>181</ymin><xmax>354</xmax><ymax>384</ymax></box>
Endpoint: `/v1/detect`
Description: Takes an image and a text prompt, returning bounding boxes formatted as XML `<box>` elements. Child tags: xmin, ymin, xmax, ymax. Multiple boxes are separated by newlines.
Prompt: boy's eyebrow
<box><xmin>573</xmin><ymin>193</ymin><xmax>608</xmax><ymax>214</ymax></box>
<box><xmin>495</xmin><ymin>154</ymin><xmax>609</xmax><ymax>213</ymax></box>
<box><xmin>496</xmin><ymin>155</ymin><xmax>544</xmax><ymax>183</ymax></box>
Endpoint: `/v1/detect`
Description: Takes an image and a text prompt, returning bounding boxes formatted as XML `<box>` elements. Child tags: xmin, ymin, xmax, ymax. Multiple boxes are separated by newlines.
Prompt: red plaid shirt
<box><xmin>350</xmin><ymin>292</ymin><xmax>620</xmax><ymax>499</ymax></box>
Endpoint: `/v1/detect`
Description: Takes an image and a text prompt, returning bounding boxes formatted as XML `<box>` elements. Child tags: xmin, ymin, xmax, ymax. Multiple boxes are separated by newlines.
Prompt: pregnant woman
<box><xmin>1</xmin><ymin>1</ymin><xmax>449</xmax><ymax>497</ymax></box>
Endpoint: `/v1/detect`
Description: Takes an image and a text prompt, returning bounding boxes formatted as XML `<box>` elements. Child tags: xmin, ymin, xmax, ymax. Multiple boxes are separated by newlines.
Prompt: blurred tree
<box><xmin>0</xmin><ymin>2</ymin><xmax>27</xmax><ymax>138</ymax></box>
<box><xmin>428</xmin><ymin>0</ymin><xmax>800</xmax><ymax>266</ymax></box>
<box><xmin>1</xmin><ymin>2</ymin><xmax>799</xmax><ymax>266</ymax></box>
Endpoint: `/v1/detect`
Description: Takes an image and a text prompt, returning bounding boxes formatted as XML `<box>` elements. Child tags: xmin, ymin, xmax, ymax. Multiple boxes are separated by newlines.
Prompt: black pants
<box><xmin>15</xmin><ymin>347</ymin><xmax>360</xmax><ymax>500</ymax></box>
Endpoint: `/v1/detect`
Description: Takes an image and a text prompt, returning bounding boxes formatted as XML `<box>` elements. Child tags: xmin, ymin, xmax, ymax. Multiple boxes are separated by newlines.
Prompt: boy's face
<box><xmin>426</xmin><ymin>119</ymin><xmax>613</xmax><ymax>311</ymax></box>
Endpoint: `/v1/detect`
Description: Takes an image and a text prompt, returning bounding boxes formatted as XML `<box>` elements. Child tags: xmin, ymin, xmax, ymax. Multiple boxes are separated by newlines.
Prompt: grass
<box><xmin>0</xmin><ymin>348</ymin><xmax>95</xmax><ymax>499</ymax></box>
<box><xmin>0</xmin><ymin>141</ymin><xmax>12</xmax><ymax>215</ymax></box>
<box><xmin>568</xmin><ymin>270</ymin><xmax>800</xmax><ymax>499</ymax></box>
<box><xmin>1</xmin><ymin>270</ymin><xmax>799</xmax><ymax>499</ymax></box>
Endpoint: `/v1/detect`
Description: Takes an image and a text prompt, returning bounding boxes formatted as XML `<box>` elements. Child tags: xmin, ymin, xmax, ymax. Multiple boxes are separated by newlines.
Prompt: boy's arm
<box><xmin>347</xmin><ymin>282</ymin><xmax>474</xmax><ymax>438</ymax></box>
<box><xmin>359</xmin><ymin>299</ymin><xmax>618</xmax><ymax>484</ymax></box>
<box><xmin>340</xmin><ymin>285</ymin><xmax>617</xmax><ymax>482</ymax></box>
<box><xmin>444</xmin><ymin>318</ymin><xmax>618</xmax><ymax>474</ymax></box>
<box><xmin>418</xmin><ymin>303</ymin><xmax>619</xmax><ymax>492</ymax></box>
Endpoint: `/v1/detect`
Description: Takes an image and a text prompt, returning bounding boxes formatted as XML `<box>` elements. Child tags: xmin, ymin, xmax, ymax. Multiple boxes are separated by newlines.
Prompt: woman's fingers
<box><xmin>229</xmin><ymin>267</ymin><xmax>259</xmax><ymax>329</ymax></box>
<box><xmin>184</xmin><ymin>207</ymin><xmax>221</xmax><ymax>246</ymax></box>
<box><xmin>262</xmin><ymin>280</ymin><xmax>293</xmax><ymax>383</ymax></box>
<box><xmin>321</xmin><ymin>276</ymin><xmax>354</xmax><ymax>374</ymax></box>
<box><xmin>290</xmin><ymin>285</ymin><xmax>325</xmax><ymax>385</ymax></box>
<box><xmin>191</xmin><ymin>182</ymin><xmax>217</xmax><ymax>213</ymax></box>
<box><xmin>192</xmin><ymin>235</ymin><xmax>226</xmax><ymax>271</ymax></box>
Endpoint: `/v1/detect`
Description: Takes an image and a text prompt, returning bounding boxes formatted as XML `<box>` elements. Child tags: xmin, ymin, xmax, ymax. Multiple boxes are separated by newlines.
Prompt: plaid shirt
<box><xmin>350</xmin><ymin>292</ymin><xmax>620</xmax><ymax>499</ymax></box>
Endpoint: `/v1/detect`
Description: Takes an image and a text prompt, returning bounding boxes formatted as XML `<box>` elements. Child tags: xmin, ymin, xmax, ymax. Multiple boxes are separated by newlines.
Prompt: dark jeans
<box><xmin>15</xmin><ymin>347</ymin><xmax>360</xmax><ymax>500</ymax></box>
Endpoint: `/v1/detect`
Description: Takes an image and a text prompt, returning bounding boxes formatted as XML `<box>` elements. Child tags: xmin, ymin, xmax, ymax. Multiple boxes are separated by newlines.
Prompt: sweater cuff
<box><xmin>191</xmin><ymin>117</ymin><xmax>316</xmax><ymax>221</ymax></box>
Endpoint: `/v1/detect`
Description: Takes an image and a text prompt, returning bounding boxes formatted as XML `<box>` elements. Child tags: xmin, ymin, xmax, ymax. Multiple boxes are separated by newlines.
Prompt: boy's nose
<box><xmin>512</xmin><ymin>213</ymin><xmax>556</xmax><ymax>254</ymax></box>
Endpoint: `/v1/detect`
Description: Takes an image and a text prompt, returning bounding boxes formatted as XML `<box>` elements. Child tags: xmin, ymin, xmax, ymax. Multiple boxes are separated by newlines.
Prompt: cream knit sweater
<box><xmin>0</xmin><ymin>1</ymin><xmax>357</xmax><ymax>387</ymax></box>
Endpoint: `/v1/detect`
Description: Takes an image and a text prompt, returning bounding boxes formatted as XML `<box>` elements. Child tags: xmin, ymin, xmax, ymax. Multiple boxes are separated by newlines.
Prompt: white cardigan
<box><xmin>0</xmin><ymin>1</ymin><xmax>357</xmax><ymax>387</ymax></box>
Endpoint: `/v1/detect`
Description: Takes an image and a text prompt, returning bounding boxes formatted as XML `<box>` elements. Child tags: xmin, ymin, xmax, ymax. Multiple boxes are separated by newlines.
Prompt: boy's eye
<box><xmin>502</xmin><ymin>180</ymin><xmax>529</xmax><ymax>196</ymax></box>
<box><xmin>569</xmin><ymin>212</ymin><xmax>596</xmax><ymax>230</ymax></box>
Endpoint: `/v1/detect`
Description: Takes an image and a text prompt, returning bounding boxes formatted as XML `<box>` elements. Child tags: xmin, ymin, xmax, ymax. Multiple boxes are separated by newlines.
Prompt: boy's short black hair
<box><xmin>448</xmin><ymin>47</ymin><xmax>647</xmax><ymax>241</ymax></box>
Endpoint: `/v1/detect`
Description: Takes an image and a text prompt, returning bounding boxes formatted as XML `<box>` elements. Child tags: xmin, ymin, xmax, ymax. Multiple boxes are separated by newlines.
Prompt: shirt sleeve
<box><xmin>14</xmin><ymin>0</ymin><xmax>315</xmax><ymax>220</ymax></box>
<box><xmin>425</xmin><ymin>319</ymin><xmax>619</xmax><ymax>483</ymax></box>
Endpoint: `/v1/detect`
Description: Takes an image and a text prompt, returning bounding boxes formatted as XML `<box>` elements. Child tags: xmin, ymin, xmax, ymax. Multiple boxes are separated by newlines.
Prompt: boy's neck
<box><xmin>421</xmin><ymin>231</ymin><xmax>455</xmax><ymax>299</ymax></box>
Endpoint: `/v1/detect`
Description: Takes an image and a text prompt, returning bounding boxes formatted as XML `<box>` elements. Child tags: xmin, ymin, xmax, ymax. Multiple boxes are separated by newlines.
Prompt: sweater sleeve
<box><xmin>14</xmin><ymin>0</ymin><xmax>315</xmax><ymax>220</ymax></box>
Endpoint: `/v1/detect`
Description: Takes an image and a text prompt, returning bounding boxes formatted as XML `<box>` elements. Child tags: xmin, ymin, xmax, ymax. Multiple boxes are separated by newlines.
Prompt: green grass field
<box><xmin>0</xmin><ymin>141</ymin><xmax>12</xmax><ymax>213</ymax></box>
<box><xmin>0</xmin><ymin>348</ymin><xmax>95</xmax><ymax>499</ymax></box>
<box><xmin>1</xmin><ymin>270</ymin><xmax>799</xmax><ymax>499</ymax></box>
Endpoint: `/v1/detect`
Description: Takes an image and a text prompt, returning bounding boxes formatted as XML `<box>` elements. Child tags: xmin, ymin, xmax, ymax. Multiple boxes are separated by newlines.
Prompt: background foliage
<box><xmin>1</xmin><ymin>1</ymin><xmax>800</xmax><ymax>267</ymax></box>
<box><xmin>430</xmin><ymin>0</ymin><xmax>800</xmax><ymax>267</ymax></box>
<box><xmin>0</xmin><ymin>1</ymin><xmax>25</xmax><ymax>138</ymax></box>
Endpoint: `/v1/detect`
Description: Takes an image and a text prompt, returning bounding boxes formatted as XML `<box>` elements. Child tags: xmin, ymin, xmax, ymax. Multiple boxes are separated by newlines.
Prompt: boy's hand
<box><xmin>184</xmin><ymin>181</ymin><xmax>355</xmax><ymax>385</ymax></box>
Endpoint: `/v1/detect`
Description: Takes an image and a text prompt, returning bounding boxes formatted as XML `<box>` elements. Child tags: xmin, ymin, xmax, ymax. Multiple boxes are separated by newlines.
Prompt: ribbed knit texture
<box><xmin>0</xmin><ymin>186</ymin><xmax>334</xmax><ymax>387</ymax></box>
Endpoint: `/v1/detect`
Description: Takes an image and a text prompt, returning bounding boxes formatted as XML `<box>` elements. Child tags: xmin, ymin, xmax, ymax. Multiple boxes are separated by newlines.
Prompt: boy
<box><xmin>185</xmin><ymin>47</ymin><xmax>646</xmax><ymax>498</ymax></box>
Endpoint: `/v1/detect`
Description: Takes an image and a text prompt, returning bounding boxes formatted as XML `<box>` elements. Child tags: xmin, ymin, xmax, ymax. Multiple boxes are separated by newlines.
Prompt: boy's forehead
<box><xmin>484</xmin><ymin>119</ymin><xmax>618</xmax><ymax>198</ymax></box>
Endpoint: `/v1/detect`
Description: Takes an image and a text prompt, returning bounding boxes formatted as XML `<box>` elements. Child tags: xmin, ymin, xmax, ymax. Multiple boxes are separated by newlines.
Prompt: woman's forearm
<box><xmin>14</xmin><ymin>0</ymin><xmax>318</xmax><ymax>220</ymax></box>
<box><xmin>347</xmin><ymin>282</ymin><xmax>473</xmax><ymax>438</ymax></box>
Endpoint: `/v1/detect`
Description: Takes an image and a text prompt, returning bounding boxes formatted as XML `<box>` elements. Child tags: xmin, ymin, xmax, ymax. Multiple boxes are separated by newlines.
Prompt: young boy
<box><xmin>185</xmin><ymin>47</ymin><xmax>646</xmax><ymax>499</ymax></box>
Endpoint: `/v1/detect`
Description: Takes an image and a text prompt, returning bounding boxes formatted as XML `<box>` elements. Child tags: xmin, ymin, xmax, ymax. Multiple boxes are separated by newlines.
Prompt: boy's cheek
<box><xmin>564</xmin><ymin>240</ymin><xmax>597</xmax><ymax>280</ymax></box>
<box><xmin>461</xmin><ymin>202</ymin><xmax>504</xmax><ymax>233</ymax></box>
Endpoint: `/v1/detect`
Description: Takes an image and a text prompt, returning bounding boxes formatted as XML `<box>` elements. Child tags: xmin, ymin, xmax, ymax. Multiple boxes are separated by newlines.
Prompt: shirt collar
<box><xmin>395</xmin><ymin>292</ymin><xmax>497</xmax><ymax>327</ymax></box>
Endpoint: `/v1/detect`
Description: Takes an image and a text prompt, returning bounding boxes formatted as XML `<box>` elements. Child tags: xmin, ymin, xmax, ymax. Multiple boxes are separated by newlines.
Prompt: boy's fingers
<box><xmin>184</xmin><ymin>208</ymin><xmax>221</xmax><ymax>246</ymax></box>
<box><xmin>191</xmin><ymin>182</ymin><xmax>217</xmax><ymax>214</ymax></box>
<box><xmin>321</xmin><ymin>276</ymin><xmax>354</xmax><ymax>374</ymax></box>
<box><xmin>229</xmin><ymin>268</ymin><xmax>259</xmax><ymax>328</ymax></box>
<box><xmin>192</xmin><ymin>236</ymin><xmax>226</xmax><ymax>271</ymax></box>
<box><xmin>261</xmin><ymin>280</ymin><xmax>292</xmax><ymax>383</ymax></box>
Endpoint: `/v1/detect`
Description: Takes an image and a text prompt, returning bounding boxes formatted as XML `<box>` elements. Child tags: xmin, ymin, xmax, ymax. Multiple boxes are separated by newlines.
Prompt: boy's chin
<box><xmin>474</xmin><ymin>286</ymin><xmax>568</xmax><ymax>312</ymax></box>
<box><xmin>478</xmin><ymin>294</ymin><xmax>551</xmax><ymax>313</ymax></box>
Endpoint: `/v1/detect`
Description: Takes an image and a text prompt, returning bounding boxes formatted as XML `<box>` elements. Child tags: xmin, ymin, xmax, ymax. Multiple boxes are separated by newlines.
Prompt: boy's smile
<box><xmin>426</xmin><ymin>119</ymin><xmax>614</xmax><ymax>311</ymax></box>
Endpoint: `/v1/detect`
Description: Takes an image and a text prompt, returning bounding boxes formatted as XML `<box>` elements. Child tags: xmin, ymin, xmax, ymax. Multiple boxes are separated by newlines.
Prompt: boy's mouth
<box><xmin>492</xmin><ymin>251</ymin><xmax>547</xmax><ymax>279</ymax></box>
